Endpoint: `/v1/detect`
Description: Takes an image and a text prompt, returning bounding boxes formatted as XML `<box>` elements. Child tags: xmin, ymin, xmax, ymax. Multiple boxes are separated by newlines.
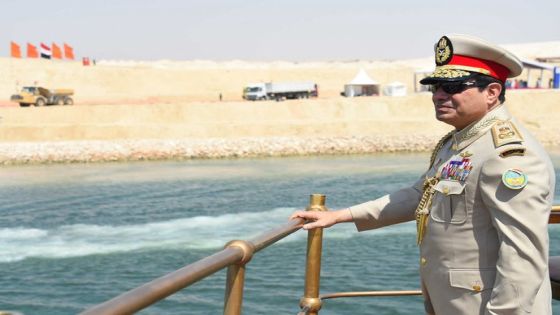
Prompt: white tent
<box><xmin>383</xmin><ymin>81</ymin><xmax>407</xmax><ymax>96</ymax></box>
<box><xmin>343</xmin><ymin>69</ymin><xmax>380</xmax><ymax>97</ymax></box>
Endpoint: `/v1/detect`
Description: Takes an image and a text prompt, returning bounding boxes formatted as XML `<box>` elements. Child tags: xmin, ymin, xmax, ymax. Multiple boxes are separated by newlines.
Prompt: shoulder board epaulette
<box><xmin>491</xmin><ymin>120</ymin><xmax>523</xmax><ymax>148</ymax></box>
<box><xmin>499</xmin><ymin>146</ymin><xmax>526</xmax><ymax>158</ymax></box>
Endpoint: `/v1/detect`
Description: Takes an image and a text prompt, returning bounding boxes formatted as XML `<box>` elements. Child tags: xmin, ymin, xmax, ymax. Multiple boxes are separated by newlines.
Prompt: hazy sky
<box><xmin>3</xmin><ymin>0</ymin><xmax>559</xmax><ymax>61</ymax></box>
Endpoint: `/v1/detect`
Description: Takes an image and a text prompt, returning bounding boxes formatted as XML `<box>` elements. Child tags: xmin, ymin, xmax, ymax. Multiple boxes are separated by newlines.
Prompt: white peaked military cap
<box><xmin>420</xmin><ymin>34</ymin><xmax>523</xmax><ymax>84</ymax></box>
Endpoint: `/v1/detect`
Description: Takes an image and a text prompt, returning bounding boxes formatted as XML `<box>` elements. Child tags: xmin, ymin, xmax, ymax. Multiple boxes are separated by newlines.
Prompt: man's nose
<box><xmin>432</xmin><ymin>88</ymin><xmax>450</xmax><ymax>100</ymax></box>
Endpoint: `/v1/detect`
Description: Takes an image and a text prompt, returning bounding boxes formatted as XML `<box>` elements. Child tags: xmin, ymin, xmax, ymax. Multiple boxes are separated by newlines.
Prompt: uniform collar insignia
<box><xmin>459</xmin><ymin>151</ymin><xmax>473</xmax><ymax>157</ymax></box>
<box><xmin>452</xmin><ymin>105</ymin><xmax>511</xmax><ymax>151</ymax></box>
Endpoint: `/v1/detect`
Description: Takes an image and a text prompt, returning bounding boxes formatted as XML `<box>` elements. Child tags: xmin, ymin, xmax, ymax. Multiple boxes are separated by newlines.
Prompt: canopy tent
<box><xmin>383</xmin><ymin>81</ymin><xmax>407</xmax><ymax>96</ymax></box>
<box><xmin>510</xmin><ymin>59</ymin><xmax>557</xmax><ymax>89</ymax></box>
<box><xmin>343</xmin><ymin>69</ymin><xmax>380</xmax><ymax>97</ymax></box>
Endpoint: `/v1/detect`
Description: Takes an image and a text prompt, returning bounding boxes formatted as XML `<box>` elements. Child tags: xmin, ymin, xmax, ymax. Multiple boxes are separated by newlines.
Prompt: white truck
<box><xmin>243</xmin><ymin>82</ymin><xmax>318</xmax><ymax>101</ymax></box>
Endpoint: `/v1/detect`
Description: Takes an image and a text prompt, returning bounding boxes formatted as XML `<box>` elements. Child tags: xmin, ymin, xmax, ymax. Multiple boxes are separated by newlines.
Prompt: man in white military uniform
<box><xmin>291</xmin><ymin>34</ymin><xmax>555</xmax><ymax>314</ymax></box>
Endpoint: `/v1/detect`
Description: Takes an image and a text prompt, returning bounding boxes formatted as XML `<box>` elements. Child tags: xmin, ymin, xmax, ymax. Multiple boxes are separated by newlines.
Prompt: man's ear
<box><xmin>486</xmin><ymin>82</ymin><xmax>502</xmax><ymax>105</ymax></box>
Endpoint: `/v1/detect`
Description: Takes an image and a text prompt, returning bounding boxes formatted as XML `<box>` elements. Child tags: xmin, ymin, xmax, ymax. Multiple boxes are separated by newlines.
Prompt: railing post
<box><xmin>223</xmin><ymin>240</ymin><xmax>255</xmax><ymax>315</ymax></box>
<box><xmin>299</xmin><ymin>194</ymin><xmax>327</xmax><ymax>315</ymax></box>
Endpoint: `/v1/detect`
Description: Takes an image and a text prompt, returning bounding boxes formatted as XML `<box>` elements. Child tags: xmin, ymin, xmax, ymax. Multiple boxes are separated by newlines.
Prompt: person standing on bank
<box><xmin>291</xmin><ymin>34</ymin><xmax>555</xmax><ymax>314</ymax></box>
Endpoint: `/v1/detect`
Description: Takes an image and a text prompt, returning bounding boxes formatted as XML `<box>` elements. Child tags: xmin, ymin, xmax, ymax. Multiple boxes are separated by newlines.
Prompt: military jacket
<box><xmin>349</xmin><ymin>105</ymin><xmax>555</xmax><ymax>314</ymax></box>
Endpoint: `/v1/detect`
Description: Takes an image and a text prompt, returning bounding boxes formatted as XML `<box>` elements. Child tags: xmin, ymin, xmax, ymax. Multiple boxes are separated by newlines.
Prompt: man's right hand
<box><xmin>289</xmin><ymin>209</ymin><xmax>353</xmax><ymax>230</ymax></box>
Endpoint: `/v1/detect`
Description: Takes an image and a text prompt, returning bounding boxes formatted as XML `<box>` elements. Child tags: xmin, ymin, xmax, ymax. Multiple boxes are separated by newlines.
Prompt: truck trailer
<box><xmin>243</xmin><ymin>82</ymin><xmax>318</xmax><ymax>101</ymax></box>
<box><xmin>11</xmin><ymin>86</ymin><xmax>74</xmax><ymax>107</ymax></box>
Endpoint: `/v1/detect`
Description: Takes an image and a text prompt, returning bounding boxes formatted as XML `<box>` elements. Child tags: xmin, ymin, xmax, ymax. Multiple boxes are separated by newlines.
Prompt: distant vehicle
<box><xmin>11</xmin><ymin>86</ymin><xmax>74</xmax><ymax>107</ymax></box>
<box><xmin>242</xmin><ymin>82</ymin><xmax>318</xmax><ymax>101</ymax></box>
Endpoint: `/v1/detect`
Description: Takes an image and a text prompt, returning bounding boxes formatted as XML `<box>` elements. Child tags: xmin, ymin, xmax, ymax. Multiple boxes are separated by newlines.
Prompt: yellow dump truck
<box><xmin>11</xmin><ymin>86</ymin><xmax>74</xmax><ymax>107</ymax></box>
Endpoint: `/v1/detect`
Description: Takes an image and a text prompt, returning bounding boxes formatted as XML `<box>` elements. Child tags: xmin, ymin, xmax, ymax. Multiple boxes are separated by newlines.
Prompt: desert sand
<box><xmin>0</xmin><ymin>41</ymin><xmax>559</xmax><ymax>164</ymax></box>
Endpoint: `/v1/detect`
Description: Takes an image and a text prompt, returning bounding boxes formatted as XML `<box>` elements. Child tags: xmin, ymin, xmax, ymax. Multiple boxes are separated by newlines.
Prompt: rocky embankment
<box><xmin>0</xmin><ymin>135</ymin><xmax>440</xmax><ymax>165</ymax></box>
<box><xmin>2</xmin><ymin>89</ymin><xmax>560</xmax><ymax>165</ymax></box>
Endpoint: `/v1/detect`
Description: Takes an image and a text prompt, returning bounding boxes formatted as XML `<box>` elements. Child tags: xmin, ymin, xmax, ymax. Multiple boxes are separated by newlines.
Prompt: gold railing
<box><xmin>550</xmin><ymin>205</ymin><xmax>560</xmax><ymax>223</ymax></box>
<box><xmin>80</xmin><ymin>199</ymin><xmax>560</xmax><ymax>315</ymax></box>
<box><xmin>79</xmin><ymin>194</ymin><xmax>325</xmax><ymax>315</ymax></box>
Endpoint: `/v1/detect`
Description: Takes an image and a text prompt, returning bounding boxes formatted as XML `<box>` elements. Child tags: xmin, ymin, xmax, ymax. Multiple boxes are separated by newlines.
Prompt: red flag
<box><xmin>52</xmin><ymin>43</ymin><xmax>62</xmax><ymax>59</ymax></box>
<box><xmin>10</xmin><ymin>41</ymin><xmax>21</xmax><ymax>58</ymax></box>
<box><xmin>82</xmin><ymin>57</ymin><xmax>90</xmax><ymax>66</ymax></box>
<box><xmin>27</xmin><ymin>43</ymin><xmax>38</xmax><ymax>58</ymax></box>
<box><xmin>63</xmin><ymin>43</ymin><xmax>74</xmax><ymax>60</ymax></box>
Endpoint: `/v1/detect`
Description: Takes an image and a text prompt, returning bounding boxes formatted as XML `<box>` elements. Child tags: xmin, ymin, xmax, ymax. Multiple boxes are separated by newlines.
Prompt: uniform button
<box><xmin>472</xmin><ymin>285</ymin><xmax>481</xmax><ymax>292</ymax></box>
<box><xmin>420</xmin><ymin>257</ymin><xmax>427</xmax><ymax>266</ymax></box>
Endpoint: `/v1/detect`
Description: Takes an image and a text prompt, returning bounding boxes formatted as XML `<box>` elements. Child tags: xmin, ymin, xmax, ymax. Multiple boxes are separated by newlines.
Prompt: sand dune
<box><xmin>0</xmin><ymin>41</ymin><xmax>559</xmax><ymax>163</ymax></box>
<box><xmin>1</xmin><ymin>41</ymin><xmax>557</xmax><ymax>105</ymax></box>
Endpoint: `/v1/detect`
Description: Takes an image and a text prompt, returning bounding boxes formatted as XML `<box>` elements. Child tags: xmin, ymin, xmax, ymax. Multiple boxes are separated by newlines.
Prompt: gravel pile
<box><xmin>0</xmin><ymin>135</ymin><xmax>440</xmax><ymax>165</ymax></box>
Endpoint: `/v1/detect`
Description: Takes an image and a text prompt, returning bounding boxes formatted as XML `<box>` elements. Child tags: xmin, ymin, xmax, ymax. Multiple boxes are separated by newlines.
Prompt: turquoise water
<box><xmin>1</xmin><ymin>151</ymin><xmax>559</xmax><ymax>314</ymax></box>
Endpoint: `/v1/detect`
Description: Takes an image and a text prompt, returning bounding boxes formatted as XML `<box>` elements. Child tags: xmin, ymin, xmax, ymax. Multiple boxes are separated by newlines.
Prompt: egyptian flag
<box><xmin>40</xmin><ymin>42</ymin><xmax>51</xmax><ymax>59</ymax></box>
<box><xmin>27</xmin><ymin>43</ymin><xmax>38</xmax><ymax>58</ymax></box>
<box><xmin>10</xmin><ymin>41</ymin><xmax>21</xmax><ymax>58</ymax></box>
<box><xmin>63</xmin><ymin>43</ymin><xmax>74</xmax><ymax>60</ymax></box>
<box><xmin>52</xmin><ymin>43</ymin><xmax>62</xmax><ymax>59</ymax></box>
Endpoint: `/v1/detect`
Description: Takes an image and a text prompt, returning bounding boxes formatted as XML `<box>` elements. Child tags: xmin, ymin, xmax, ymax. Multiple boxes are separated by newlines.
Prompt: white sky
<box><xmin>3</xmin><ymin>0</ymin><xmax>559</xmax><ymax>61</ymax></box>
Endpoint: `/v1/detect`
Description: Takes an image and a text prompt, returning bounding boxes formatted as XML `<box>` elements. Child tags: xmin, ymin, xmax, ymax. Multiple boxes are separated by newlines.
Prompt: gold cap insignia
<box><xmin>429</xmin><ymin>67</ymin><xmax>471</xmax><ymax>79</ymax></box>
<box><xmin>435</xmin><ymin>36</ymin><xmax>453</xmax><ymax>66</ymax></box>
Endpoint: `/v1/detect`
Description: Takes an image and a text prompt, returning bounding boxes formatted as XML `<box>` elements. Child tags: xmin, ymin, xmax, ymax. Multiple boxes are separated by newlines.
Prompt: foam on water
<box><xmin>0</xmin><ymin>207</ymin><xmax>415</xmax><ymax>263</ymax></box>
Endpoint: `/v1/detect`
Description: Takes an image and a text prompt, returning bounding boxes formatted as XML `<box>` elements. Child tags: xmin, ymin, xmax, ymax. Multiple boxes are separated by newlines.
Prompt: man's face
<box><xmin>431</xmin><ymin>80</ymin><xmax>491</xmax><ymax>130</ymax></box>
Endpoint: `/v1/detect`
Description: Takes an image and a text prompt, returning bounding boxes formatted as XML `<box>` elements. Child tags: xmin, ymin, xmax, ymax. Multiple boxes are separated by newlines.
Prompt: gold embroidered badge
<box><xmin>435</xmin><ymin>36</ymin><xmax>452</xmax><ymax>65</ymax></box>
<box><xmin>430</xmin><ymin>67</ymin><xmax>471</xmax><ymax>79</ymax></box>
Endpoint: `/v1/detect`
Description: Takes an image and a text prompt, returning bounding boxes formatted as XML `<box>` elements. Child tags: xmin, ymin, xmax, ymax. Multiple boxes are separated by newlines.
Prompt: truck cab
<box><xmin>11</xmin><ymin>86</ymin><xmax>40</xmax><ymax>106</ymax></box>
<box><xmin>11</xmin><ymin>86</ymin><xmax>74</xmax><ymax>107</ymax></box>
<box><xmin>242</xmin><ymin>83</ymin><xmax>267</xmax><ymax>101</ymax></box>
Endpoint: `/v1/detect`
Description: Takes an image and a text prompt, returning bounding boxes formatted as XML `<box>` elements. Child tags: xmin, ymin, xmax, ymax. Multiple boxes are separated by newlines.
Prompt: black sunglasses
<box><xmin>430</xmin><ymin>81</ymin><xmax>488</xmax><ymax>94</ymax></box>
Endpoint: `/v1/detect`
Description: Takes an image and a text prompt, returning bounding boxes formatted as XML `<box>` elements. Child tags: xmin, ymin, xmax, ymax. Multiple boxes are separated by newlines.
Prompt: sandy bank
<box><xmin>1</xmin><ymin>42</ymin><xmax>559</xmax><ymax>165</ymax></box>
<box><xmin>2</xmin><ymin>40</ymin><xmax>558</xmax><ymax>104</ymax></box>
<box><xmin>1</xmin><ymin>90</ymin><xmax>559</xmax><ymax>164</ymax></box>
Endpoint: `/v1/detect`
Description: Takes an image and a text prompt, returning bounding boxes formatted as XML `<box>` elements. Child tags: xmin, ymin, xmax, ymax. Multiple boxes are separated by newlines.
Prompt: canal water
<box><xmin>1</xmin><ymin>151</ymin><xmax>559</xmax><ymax>314</ymax></box>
